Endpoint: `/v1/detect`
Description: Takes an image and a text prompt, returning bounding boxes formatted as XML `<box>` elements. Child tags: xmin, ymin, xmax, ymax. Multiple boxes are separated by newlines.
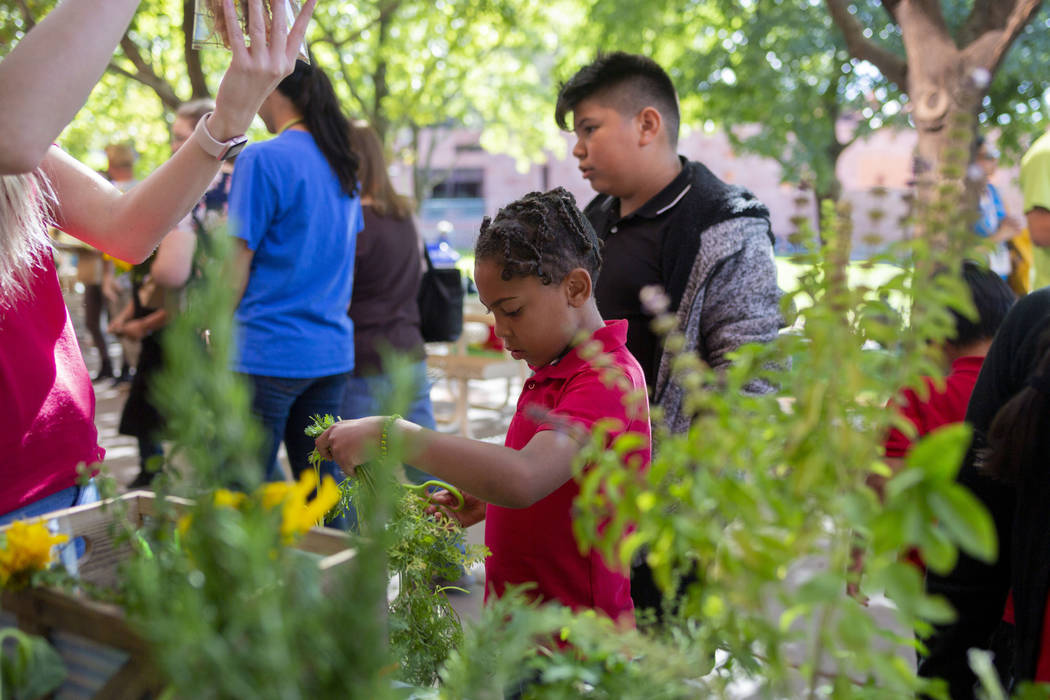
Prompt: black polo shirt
<box><xmin>584</xmin><ymin>158</ymin><xmax>693</xmax><ymax>388</ymax></box>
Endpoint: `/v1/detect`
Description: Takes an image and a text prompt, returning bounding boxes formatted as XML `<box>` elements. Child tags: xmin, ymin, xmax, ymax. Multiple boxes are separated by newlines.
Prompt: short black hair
<box><xmin>555</xmin><ymin>52</ymin><xmax>681</xmax><ymax>147</ymax></box>
<box><xmin>475</xmin><ymin>187</ymin><xmax>602</xmax><ymax>285</ymax></box>
<box><xmin>949</xmin><ymin>260</ymin><xmax>1016</xmax><ymax>347</ymax></box>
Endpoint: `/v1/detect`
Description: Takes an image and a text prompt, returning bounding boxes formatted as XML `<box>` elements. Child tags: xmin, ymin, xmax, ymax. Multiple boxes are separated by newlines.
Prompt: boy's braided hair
<box><xmin>475</xmin><ymin>187</ymin><xmax>602</xmax><ymax>285</ymax></box>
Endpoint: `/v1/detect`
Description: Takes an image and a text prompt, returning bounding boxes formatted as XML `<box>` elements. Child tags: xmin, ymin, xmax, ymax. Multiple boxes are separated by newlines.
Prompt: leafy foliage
<box><xmin>116</xmin><ymin>229</ymin><xmax>397</xmax><ymax>698</ymax></box>
<box><xmin>574</xmin><ymin>0</ymin><xmax>905</xmax><ymax>204</ymax></box>
<box><xmin>307</xmin><ymin>413</ymin><xmax>487</xmax><ymax>686</ymax></box>
<box><xmin>309</xmin><ymin>0</ymin><xmax>582</xmax><ymax>203</ymax></box>
<box><xmin>383</xmin><ymin>485</ymin><xmax>485</xmax><ymax>687</ymax></box>
<box><xmin>0</xmin><ymin>627</ymin><xmax>66</xmax><ymax>700</ymax></box>
<box><xmin>439</xmin><ymin>589</ymin><xmax>710</xmax><ymax>699</ymax></box>
<box><xmin>561</xmin><ymin>116</ymin><xmax>1000</xmax><ymax>697</ymax></box>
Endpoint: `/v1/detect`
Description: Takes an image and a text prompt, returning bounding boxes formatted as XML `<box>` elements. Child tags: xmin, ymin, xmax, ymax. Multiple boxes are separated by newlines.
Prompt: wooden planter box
<box><xmin>0</xmin><ymin>490</ymin><xmax>356</xmax><ymax>699</ymax></box>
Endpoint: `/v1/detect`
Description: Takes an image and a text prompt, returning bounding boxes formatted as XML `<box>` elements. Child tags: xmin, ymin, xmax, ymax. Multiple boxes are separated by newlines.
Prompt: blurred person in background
<box><xmin>110</xmin><ymin>99</ymin><xmax>220</xmax><ymax>489</ymax></box>
<box><xmin>974</xmin><ymin>137</ymin><xmax>1021</xmax><ymax>281</ymax></box>
<box><xmin>103</xmin><ymin>142</ymin><xmax>140</xmax><ymax>384</ymax></box>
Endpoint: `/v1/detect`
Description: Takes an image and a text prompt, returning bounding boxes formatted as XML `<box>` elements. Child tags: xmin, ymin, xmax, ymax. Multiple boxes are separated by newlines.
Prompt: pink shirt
<box><xmin>484</xmin><ymin>320</ymin><xmax>650</xmax><ymax>622</ymax></box>
<box><xmin>1</xmin><ymin>255</ymin><xmax>103</xmax><ymax>514</ymax></box>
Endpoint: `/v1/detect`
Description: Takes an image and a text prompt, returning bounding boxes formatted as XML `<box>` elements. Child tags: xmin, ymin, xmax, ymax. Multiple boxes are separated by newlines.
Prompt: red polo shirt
<box><xmin>484</xmin><ymin>320</ymin><xmax>650</xmax><ymax>623</ymax></box>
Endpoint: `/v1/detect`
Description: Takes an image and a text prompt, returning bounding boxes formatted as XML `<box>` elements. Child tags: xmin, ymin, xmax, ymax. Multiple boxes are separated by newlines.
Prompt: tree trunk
<box><xmin>371</xmin><ymin>12</ymin><xmax>392</xmax><ymax>144</ymax></box>
<box><xmin>895</xmin><ymin>4</ymin><xmax>984</xmax><ymax>238</ymax></box>
<box><xmin>892</xmin><ymin>0</ymin><xmax>1042</xmax><ymax>234</ymax></box>
<box><xmin>183</xmin><ymin>0</ymin><xmax>211</xmax><ymax>99</ymax></box>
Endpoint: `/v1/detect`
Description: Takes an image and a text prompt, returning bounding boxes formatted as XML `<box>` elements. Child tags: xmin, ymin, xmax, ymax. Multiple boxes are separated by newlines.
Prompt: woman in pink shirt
<box><xmin>0</xmin><ymin>0</ymin><xmax>315</xmax><ymax>523</ymax></box>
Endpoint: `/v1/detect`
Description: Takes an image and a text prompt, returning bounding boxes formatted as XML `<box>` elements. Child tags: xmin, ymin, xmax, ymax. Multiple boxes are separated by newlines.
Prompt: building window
<box><xmin>430</xmin><ymin>168</ymin><xmax>484</xmax><ymax>199</ymax></box>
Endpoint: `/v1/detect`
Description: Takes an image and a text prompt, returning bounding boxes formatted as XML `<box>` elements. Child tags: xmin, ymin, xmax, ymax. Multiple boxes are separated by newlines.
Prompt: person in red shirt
<box><xmin>876</xmin><ymin>261</ymin><xmax>1013</xmax><ymax>566</ymax></box>
<box><xmin>882</xmin><ymin>261</ymin><xmax>1016</xmax><ymax>478</ymax></box>
<box><xmin>877</xmin><ymin>261</ymin><xmax>1014</xmax><ymax>688</ymax></box>
<box><xmin>851</xmin><ymin>262</ymin><xmax>1014</xmax><ymax>596</ymax></box>
<box><xmin>317</xmin><ymin>188</ymin><xmax>651</xmax><ymax>624</ymax></box>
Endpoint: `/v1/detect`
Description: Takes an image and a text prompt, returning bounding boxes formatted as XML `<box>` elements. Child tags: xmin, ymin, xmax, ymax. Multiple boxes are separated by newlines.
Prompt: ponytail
<box><xmin>275</xmin><ymin>61</ymin><xmax>358</xmax><ymax>197</ymax></box>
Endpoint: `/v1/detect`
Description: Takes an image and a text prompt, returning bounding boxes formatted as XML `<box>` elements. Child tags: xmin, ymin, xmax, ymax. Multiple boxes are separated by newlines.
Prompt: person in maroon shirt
<box><xmin>882</xmin><ymin>261</ymin><xmax>1015</xmax><ymax>480</ymax></box>
<box><xmin>317</xmin><ymin>188</ymin><xmax>651</xmax><ymax>623</ymax></box>
<box><xmin>873</xmin><ymin>261</ymin><xmax>1013</xmax><ymax>586</ymax></box>
<box><xmin>851</xmin><ymin>263</ymin><xmax>1013</xmax><ymax>596</ymax></box>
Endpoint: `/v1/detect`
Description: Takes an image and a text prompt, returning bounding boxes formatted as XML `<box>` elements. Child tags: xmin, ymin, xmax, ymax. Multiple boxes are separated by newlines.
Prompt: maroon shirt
<box><xmin>884</xmin><ymin>355</ymin><xmax>984</xmax><ymax>458</ymax></box>
<box><xmin>484</xmin><ymin>320</ymin><xmax>650</xmax><ymax>623</ymax></box>
<box><xmin>349</xmin><ymin>206</ymin><xmax>424</xmax><ymax>375</ymax></box>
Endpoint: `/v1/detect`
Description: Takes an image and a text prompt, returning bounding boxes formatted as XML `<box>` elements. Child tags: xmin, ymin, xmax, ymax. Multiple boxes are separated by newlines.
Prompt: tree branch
<box><xmin>825</xmin><ymin>0</ymin><xmax>908</xmax><ymax>90</ymax></box>
<box><xmin>317</xmin><ymin>22</ymin><xmax>370</xmax><ymax>120</ymax></box>
<box><xmin>114</xmin><ymin>34</ymin><xmax>182</xmax><ymax>110</ymax></box>
<box><xmin>963</xmin><ymin>0</ymin><xmax>1043</xmax><ymax>75</ymax></box>
<box><xmin>313</xmin><ymin>0</ymin><xmax>406</xmax><ymax>131</ymax></box>
<box><xmin>960</xmin><ymin>0</ymin><xmax>998</xmax><ymax>45</ymax></box>
<box><xmin>14</xmin><ymin>0</ymin><xmax>36</xmax><ymax>29</ymax></box>
<box><xmin>183</xmin><ymin>0</ymin><xmax>210</xmax><ymax>98</ymax></box>
<box><xmin>312</xmin><ymin>0</ymin><xmax>404</xmax><ymax>50</ymax></box>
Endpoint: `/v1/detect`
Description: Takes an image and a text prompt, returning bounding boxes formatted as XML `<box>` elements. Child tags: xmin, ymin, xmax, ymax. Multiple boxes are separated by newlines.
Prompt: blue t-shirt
<box><xmin>975</xmin><ymin>183</ymin><xmax>1011</xmax><ymax>278</ymax></box>
<box><xmin>228</xmin><ymin>130</ymin><xmax>362</xmax><ymax>377</ymax></box>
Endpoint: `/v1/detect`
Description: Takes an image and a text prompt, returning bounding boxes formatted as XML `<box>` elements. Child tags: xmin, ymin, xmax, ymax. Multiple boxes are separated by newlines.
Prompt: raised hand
<box><xmin>206</xmin><ymin>0</ymin><xmax>317</xmax><ymax>141</ymax></box>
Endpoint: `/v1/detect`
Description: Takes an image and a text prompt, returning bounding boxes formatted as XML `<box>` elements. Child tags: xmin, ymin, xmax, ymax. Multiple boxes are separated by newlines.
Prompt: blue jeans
<box><xmin>0</xmin><ymin>481</ymin><xmax>99</xmax><ymax>568</ymax></box>
<box><xmin>243</xmin><ymin>372</ymin><xmax>350</xmax><ymax>528</ymax></box>
<box><xmin>340</xmin><ymin>361</ymin><xmax>436</xmax><ymax>486</ymax></box>
<box><xmin>0</xmin><ymin>481</ymin><xmax>99</xmax><ymax>526</ymax></box>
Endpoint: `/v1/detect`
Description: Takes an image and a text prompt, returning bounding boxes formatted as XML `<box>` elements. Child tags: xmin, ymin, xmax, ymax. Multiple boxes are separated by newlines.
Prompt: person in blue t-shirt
<box><xmin>228</xmin><ymin>60</ymin><xmax>362</xmax><ymax>492</ymax></box>
<box><xmin>974</xmin><ymin>137</ymin><xmax>1021</xmax><ymax>279</ymax></box>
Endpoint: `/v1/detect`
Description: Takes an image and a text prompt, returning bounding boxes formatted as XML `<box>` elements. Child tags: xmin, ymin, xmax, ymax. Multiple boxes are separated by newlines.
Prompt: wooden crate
<box><xmin>0</xmin><ymin>490</ymin><xmax>356</xmax><ymax>699</ymax></box>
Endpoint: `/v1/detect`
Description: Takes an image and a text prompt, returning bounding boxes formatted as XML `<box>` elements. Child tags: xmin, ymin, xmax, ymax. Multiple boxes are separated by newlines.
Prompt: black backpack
<box><xmin>417</xmin><ymin>245</ymin><xmax>464</xmax><ymax>342</ymax></box>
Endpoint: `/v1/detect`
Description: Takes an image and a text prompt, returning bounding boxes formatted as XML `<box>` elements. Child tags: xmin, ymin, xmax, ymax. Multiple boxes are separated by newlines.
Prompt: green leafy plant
<box><xmin>559</xmin><ymin>114</ymin><xmax>1004</xmax><ymax>697</ymax></box>
<box><xmin>118</xmin><ymin>229</ymin><xmax>398</xmax><ymax>699</ymax></box>
<box><xmin>0</xmin><ymin>628</ymin><xmax>66</xmax><ymax>700</ymax></box>
<box><xmin>44</xmin><ymin>114</ymin><xmax>1029</xmax><ymax>698</ymax></box>
<box><xmin>305</xmin><ymin>413</ymin><xmax>487</xmax><ymax>686</ymax></box>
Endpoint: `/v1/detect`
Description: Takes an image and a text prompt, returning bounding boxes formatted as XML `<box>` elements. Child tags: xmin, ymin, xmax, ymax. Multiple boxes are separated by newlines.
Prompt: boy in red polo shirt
<box><xmin>318</xmin><ymin>188</ymin><xmax>651</xmax><ymax>623</ymax></box>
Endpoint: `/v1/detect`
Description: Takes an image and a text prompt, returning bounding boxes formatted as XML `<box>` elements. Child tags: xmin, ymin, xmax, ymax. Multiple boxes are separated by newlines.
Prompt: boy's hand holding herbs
<box><xmin>316</xmin><ymin>415</ymin><xmax>420</xmax><ymax>475</ymax></box>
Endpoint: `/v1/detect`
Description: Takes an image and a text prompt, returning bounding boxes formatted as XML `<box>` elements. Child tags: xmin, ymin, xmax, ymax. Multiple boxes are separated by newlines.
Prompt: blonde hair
<box><xmin>0</xmin><ymin>170</ymin><xmax>54</xmax><ymax>310</ymax></box>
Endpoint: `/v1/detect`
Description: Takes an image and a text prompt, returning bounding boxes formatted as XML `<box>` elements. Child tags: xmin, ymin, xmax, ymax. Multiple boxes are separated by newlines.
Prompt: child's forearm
<box><xmin>397</xmin><ymin>420</ymin><xmax>578</xmax><ymax>509</ymax></box>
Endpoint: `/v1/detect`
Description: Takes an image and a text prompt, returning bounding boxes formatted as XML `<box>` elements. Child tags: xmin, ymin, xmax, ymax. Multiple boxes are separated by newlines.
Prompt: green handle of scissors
<box><xmin>404</xmin><ymin>480</ymin><xmax>465</xmax><ymax>511</ymax></box>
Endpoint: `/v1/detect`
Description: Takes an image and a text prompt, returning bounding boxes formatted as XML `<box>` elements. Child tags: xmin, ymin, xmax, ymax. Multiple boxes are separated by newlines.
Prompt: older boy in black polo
<box><xmin>557</xmin><ymin>52</ymin><xmax>783</xmax><ymax>434</ymax></box>
<box><xmin>556</xmin><ymin>52</ymin><xmax>785</xmax><ymax>617</ymax></box>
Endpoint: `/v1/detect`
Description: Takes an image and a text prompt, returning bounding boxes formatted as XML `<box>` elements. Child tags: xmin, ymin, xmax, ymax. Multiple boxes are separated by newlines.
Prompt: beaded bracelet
<box><xmin>380</xmin><ymin>413</ymin><xmax>402</xmax><ymax>462</ymax></box>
